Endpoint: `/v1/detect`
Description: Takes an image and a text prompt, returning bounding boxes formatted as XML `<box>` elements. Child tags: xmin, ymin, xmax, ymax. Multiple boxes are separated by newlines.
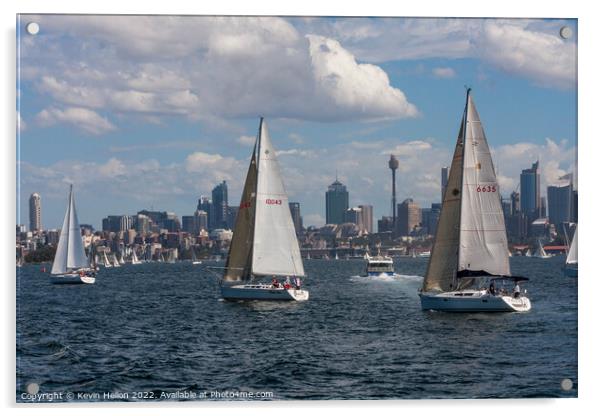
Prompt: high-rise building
<box><xmin>547</xmin><ymin>176</ymin><xmax>573</xmax><ymax>227</ymax></box>
<box><xmin>428</xmin><ymin>203</ymin><xmax>441</xmax><ymax>236</ymax></box>
<box><xmin>119</xmin><ymin>215</ymin><xmax>134</xmax><ymax>231</ymax></box>
<box><xmin>197</xmin><ymin>196</ymin><xmax>214</xmax><ymax>230</ymax></box>
<box><xmin>397</xmin><ymin>198</ymin><xmax>421</xmax><ymax>236</ymax></box>
<box><xmin>441</xmin><ymin>166</ymin><xmax>449</xmax><ymax>202</ymax></box>
<box><xmin>377</xmin><ymin>216</ymin><xmax>394</xmax><ymax>234</ymax></box>
<box><xmin>344</xmin><ymin>207</ymin><xmax>363</xmax><ymax>231</ymax></box>
<box><xmin>102</xmin><ymin>215</ymin><xmax>123</xmax><ymax>232</ymax></box>
<box><xmin>325</xmin><ymin>179</ymin><xmax>349</xmax><ymax>225</ymax></box>
<box><xmin>510</xmin><ymin>191</ymin><xmax>520</xmax><ymax>216</ymax></box>
<box><xmin>135</xmin><ymin>214</ymin><xmax>151</xmax><ymax>235</ymax></box>
<box><xmin>358</xmin><ymin>204</ymin><xmax>373</xmax><ymax>234</ymax></box>
<box><xmin>289</xmin><ymin>202</ymin><xmax>303</xmax><ymax>234</ymax></box>
<box><xmin>520</xmin><ymin>161</ymin><xmax>541</xmax><ymax>219</ymax></box>
<box><xmin>227</xmin><ymin>206</ymin><xmax>238</xmax><ymax>230</ymax></box>
<box><xmin>212</xmin><ymin>181</ymin><xmax>228</xmax><ymax>229</ymax></box>
<box><xmin>29</xmin><ymin>193</ymin><xmax>42</xmax><ymax>232</ymax></box>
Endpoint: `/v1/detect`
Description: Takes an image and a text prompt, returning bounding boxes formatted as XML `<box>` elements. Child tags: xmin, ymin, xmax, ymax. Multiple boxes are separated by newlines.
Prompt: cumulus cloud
<box><xmin>296</xmin><ymin>18</ymin><xmax>576</xmax><ymax>90</ymax></box>
<box><xmin>35</xmin><ymin>106</ymin><xmax>116</xmax><ymax>135</ymax></box>
<box><xmin>237</xmin><ymin>135</ymin><xmax>256</xmax><ymax>146</ymax></box>
<box><xmin>22</xmin><ymin>15</ymin><xmax>419</xmax><ymax>127</ymax></box>
<box><xmin>432</xmin><ymin>67</ymin><xmax>456</xmax><ymax>78</ymax></box>
<box><xmin>306</xmin><ymin>35</ymin><xmax>418</xmax><ymax>120</ymax></box>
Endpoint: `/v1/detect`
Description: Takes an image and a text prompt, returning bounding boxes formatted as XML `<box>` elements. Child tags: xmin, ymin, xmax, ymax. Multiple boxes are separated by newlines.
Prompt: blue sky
<box><xmin>17</xmin><ymin>15</ymin><xmax>577</xmax><ymax>229</ymax></box>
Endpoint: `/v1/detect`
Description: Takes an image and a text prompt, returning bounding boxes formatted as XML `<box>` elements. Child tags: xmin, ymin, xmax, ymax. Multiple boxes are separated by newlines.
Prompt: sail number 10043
<box><xmin>476</xmin><ymin>185</ymin><xmax>496</xmax><ymax>192</ymax></box>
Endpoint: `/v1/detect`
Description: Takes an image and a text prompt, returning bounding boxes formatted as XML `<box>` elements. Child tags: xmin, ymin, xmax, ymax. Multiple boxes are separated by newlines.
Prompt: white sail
<box><xmin>132</xmin><ymin>249</ymin><xmax>140</xmax><ymax>264</ymax></box>
<box><xmin>566</xmin><ymin>225</ymin><xmax>578</xmax><ymax>264</ymax></box>
<box><xmin>102</xmin><ymin>251</ymin><xmax>112</xmax><ymax>267</ymax></box>
<box><xmin>112</xmin><ymin>254</ymin><xmax>120</xmax><ymax>267</ymax></box>
<box><xmin>51</xmin><ymin>185</ymin><xmax>89</xmax><ymax>275</ymax></box>
<box><xmin>457</xmin><ymin>94</ymin><xmax>510</xmax><ymax>277</ymax></box>
<box><xmin>251</xmin><ymin>119</ymin><xmax>305</xmax><ymax>277</ymax></box>
<box><xmin>224</xmin><ymin>138</ymin><xmax>258</xmax><ymax>281</ymax></box>
<box><xmin>422</xmin><ymin>112</ymin><xmax>465</xmax><ymax>292</ymax></box>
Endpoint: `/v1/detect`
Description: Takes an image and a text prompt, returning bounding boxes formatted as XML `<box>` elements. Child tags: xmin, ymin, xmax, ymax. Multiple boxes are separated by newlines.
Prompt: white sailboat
<box><xmin>191</xmin><ymin>249</ymin><xmax>202</xmax><ymax>265</ymax></box>
<box><xmin>102</xmin><ymin>251</ymin><xmax>112</xmax><ymax>267</ymax></box>
<box><xmin>565</xmin><ymin>225</ymin><xmax>578</xmax><ymax>277</ymax></box>
<box><xmin>220</xmin><ymin>118</ymin><xmax>309</xmax><ymax>301</ymax></box>
<box><xmin>534</xmin><ymin>239</ymin><xmax>552</xmax><ymax>259</ymax></box>
<box><xmin>131</xmin><ymin>249</ymin><xmax>142</xmax><ymax>265</ymax></box>
<box><xmin>112</xmin><ymin>254</ymin><xmax>120</xmax><ymax>268</ymax></box>
<box><xmin>50</xmin><ymin>185</ymin><xmax>96</xmax><ymax>284</ymax></box>
<box><xmin>419</xmin><ymin>90</ymin><xmax>531</xmax><ymax>312</ymax></box>
<box><xmin>167</xmin><ymin>250</ymin><xmax>176</xmax><ymax>264</ymax></box>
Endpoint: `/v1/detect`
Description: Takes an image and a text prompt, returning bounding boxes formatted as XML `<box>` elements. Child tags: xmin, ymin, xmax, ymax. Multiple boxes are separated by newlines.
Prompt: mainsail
<box><xmin>252</xmin><ymin>119</ymin><xmax>305</xmax><ymax>277</ymax></box>
<box><xmin>566</xmin><ymin>225</ymin><xmax>578</xmax><ymax>265</ymax></box>
<box><xmin>51</xmin><ymin>185</ymin><xmax>89</xmax><ymax>275</ymax></box>
<box><xmin>422</xmin><ymin>90</ymin><xmax>509</xmax><ymax>292</ymax></box>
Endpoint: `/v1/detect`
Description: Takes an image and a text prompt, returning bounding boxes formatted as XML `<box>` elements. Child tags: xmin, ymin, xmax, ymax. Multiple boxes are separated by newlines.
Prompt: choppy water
<box><xmin>16</xmin><ymin>256</ymin><xmax>577</xmax><ymax>401</ymax></box>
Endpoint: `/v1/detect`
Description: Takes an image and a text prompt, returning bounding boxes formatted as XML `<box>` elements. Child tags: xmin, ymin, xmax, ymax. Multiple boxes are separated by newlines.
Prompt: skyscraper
<box><xmin>197</xmin><ymin>196</ymin><xmax>213</xmax><ymax>230</ymax></box>
<box><xmin>325</xmin><ymin>178</ymin><xmax>349</xmax><ymax>225</ymax></box>
<box><xmin>289</xmin><ymin>202</ymin><xmax>303</xmax><ymax>234</ymax></box>
<box><xmin>441</xmin><ymin>166</ymin><xmax>449</xmax><ymax>203</ymax></box>
<box><xmin>212</xmin><ymin>181</ymin><xmax>228</xmax><ymax>229</ymax></box>
<box><xmin>397</xmin><ymin>198</ymin><xmax>421</xmax><ymax>236</ymax></box>
<box><xmin>520</xmin><ymin>161</ymin><xmax>541</xmax><ymax>219</ymax></box>
<box><xmin>358</xmin><ymin>204</ymin><xmax>373</xmax><ymax>234</ymax></box>
<box><xmin>547</xmin><ymin>176</ymin><xmax>573</xmax><ymax>227</ymax></box>
<box><xmin>29</xmin><ymin>193</ymin><xmax>42</xmax><ymax>232</ymax></box>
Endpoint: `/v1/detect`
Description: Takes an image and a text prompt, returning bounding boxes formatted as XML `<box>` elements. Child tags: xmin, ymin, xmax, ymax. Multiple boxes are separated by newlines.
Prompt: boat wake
<box><xmin>350</xmin><ymin>273</ymin><xmax>422</xmax><ymax>283</ymax></box>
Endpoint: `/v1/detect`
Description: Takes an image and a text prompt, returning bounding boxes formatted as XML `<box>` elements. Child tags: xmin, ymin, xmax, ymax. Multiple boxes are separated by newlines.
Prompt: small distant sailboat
<box><xmin>419</xmin><ymin>90</ymin><xmax>531</xmax><ymax>312</ymax></box>
<box><xmin>50</xmin><ymin>185</ymin><xmax>96</xmax><ymax>284</ymax></box>
<box><xmin>112</xmin><ymin>254</ymin><xmax>120</xmax><ymax>268</ymax></box>
<box><xmin>534</xmin><ymin>240</ymin><xmax>552</xmax><ymax>259</ymax></box>
<box><xmin>525</xmin><ymin>249</ymin><xmax>532</xmax><ymax>257</ymax></box>
<box><xmin>191</xmin><ymin>249</ymin><xmax>202</xmax><ymax>265</ymax></box>
<box><xmin>220</xmin><ymin>118</ymin><xmax>308</xmax><ymax>301</ymax></box>
<box><xmin>167</xmin><ymin>250</ymin><xmax>176</xmax><ymax>264</ymax></box>
<box><xmin>334</xmin><ymin>251</ymin><xmax>339</xmax><ymax>260</ymax></box>
<box><xmin>102</xmin><ymin>251</ymin><xmax>112</xmax><ymax>268</ymax></box>
<box><xmin>131</xmin><ymin>249</ymin><xmax>142</xmax><ymax>265</ymax></box>
<box><xmin>565</xmin><ymin>225</ymin><xmax>578</xmax><ymax>277</ymax></box>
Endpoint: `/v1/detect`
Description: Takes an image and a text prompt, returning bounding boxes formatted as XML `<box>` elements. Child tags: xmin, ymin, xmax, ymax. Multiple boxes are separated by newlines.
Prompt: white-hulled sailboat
<box><xmin>131</xmin><ymin>248</ymin><xmax>142</xmax><ymax>265</ymax></box>
<box><xmin>565</xmin><ymin>225</ymin><xmax>578</xmax><ymax>277</ymax></box>
<box><xmin>220</xmin><ymin>118</ymin><xmax>308</xmax><ymax>301</ymax></box>
<box><xmin>191</xmin><ymin>249</ymin><xmax>203</xmax><ymax>265</ymax></box>
<box><xmin>534</xmin><ymin>239</ymin><xmax>552</xmax><ymax>259</ymax></box>
<box><xmin>419</xmin><ymin>90</ymin><xmax>531</xmax><ymax>312</ymax></box>
<box><xmin>50</xmin><ymin>185</ymin><xmax>96</xmax><ymax>284</ymax></box>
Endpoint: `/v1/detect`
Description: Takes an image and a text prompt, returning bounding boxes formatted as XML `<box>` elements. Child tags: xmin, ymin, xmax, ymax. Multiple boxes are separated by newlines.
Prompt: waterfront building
<box><xmin>289</xmin><ymin>202</ymin><xmax>303</xmax><ymax>234</ymax></box>
<box><xmin>212</xmin><ymin>181</ymin><xmax>228</xmax><ymax>229</ymax></box>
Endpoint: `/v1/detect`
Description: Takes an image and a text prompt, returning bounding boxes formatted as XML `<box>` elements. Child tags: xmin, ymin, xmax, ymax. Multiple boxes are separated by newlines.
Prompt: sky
<box><xmin>16</xmin><ymin>15</ymin><xmax>578</xmax><ymax>230</ymax></box>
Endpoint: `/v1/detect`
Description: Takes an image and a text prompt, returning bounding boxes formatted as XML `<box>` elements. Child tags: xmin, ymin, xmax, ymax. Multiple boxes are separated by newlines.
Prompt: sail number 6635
<box><xmin>476</xmin><ymin>185</ymin><xmax>496</xmax><ymax>192</ymax></box>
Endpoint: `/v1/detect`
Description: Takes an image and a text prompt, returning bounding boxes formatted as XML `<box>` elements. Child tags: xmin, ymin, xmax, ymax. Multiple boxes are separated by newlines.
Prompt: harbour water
<box><xmin>16</xmin><ymin>256</ymin><xmax>577</xmax><ymax>401</ymax></box>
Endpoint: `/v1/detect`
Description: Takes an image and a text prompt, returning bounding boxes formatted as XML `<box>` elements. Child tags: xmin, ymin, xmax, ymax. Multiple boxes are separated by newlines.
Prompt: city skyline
<box><xmin>17</xmin><ymin>16</ymin><xmax>577</xmax><ymax>229</ymax></box>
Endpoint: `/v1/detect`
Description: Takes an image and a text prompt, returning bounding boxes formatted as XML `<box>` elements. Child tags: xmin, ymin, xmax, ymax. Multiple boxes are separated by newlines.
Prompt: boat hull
<box><xmin>221</xmin><ymin>283</ymin><xmax>309</xmax><ymax>301</ymax></box>
<box><xmin>419</xmin><ymin>291</ymin><xmax>531</xmax><ymax>312</ymax></box>
<box><xmin>51</xmin><ymin>273</ymin><xmax>95</xmax><ymax>285</ymax></box>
